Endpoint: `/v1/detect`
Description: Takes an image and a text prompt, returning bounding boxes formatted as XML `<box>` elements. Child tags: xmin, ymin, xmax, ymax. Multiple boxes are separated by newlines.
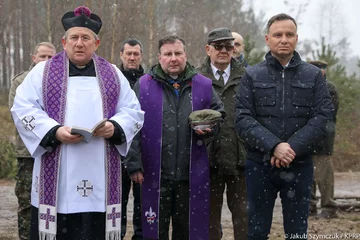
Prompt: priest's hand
<box><xmin>56</xmin><ymin>126</ymin><xmax>83</xmax><ymax>144</ymax></box>
<box><xmin>93</xmin><ymin>121</ymin><xmax>114</xmax><ymax>138</ymax></box>
<box><xmin>130</xmin><ymin>172</ymin><xmax>144</xmax><ymax>184</ymax></box>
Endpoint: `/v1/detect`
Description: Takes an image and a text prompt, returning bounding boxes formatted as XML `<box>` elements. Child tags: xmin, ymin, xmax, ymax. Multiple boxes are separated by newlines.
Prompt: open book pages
<box><xmin>70</xmin><ymin>118</ymin><xmax>108</xmax><ymax>143</ymax></box>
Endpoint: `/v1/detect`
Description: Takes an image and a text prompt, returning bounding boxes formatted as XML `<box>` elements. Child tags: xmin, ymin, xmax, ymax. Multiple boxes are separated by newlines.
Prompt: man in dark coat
<box><xmin>308</xmin><ymin>60</ymin><xmax>339</xmax><ymax>219</ymax></box>
<box><xmin>234</xmin><ymin>13</ymin><xmax>334</xmax><ymax>239</ymax></box>
<box><xmin>119</xmin><ymin>38</ymin><xmax>145</xmax><ymax>240</ymax></box>
<box><xmin>198</xmin><ymin>27</ymin><xmax>248</xmax><ymax>240</ymax></box>
<box><xmin>125</xmin><ymin>35</ymin><xmax>225</xmax><ymax>240</ymax></box>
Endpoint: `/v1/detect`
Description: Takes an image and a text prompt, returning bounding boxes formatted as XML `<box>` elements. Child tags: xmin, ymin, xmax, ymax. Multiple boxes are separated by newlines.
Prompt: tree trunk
<box><xmin>46</xmin><ymin>0</ymin><xmax>52</xmax><ymax>42</ymax></box>
<box><xmin>1</xmin><ymin>31</ymin><xmax>7</xmax><ymax>89</ymax></box>
<box><xmin>13</xmin><ymin>0</ymin><xmax>22</xmax><ymax>77</ymax></box>
<box><xmin>109</xmin><ymin>3</ymin><xmax>118</xmax><ymax>63</ymax></box>
<box><xmin>147</xmin><ymin>0</ymin><xmax>155</xmax><ymax>67</ymax></box>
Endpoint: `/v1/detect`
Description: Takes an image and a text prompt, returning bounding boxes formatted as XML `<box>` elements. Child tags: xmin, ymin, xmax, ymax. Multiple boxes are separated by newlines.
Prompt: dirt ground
<box><xmin>1</xmin><ymin>172</ymin><xmax>359</xmax><ymax>240</ymax></box>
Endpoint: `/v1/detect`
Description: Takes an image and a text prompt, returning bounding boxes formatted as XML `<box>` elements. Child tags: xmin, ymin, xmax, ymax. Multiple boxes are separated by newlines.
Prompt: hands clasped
<box><xmin>271</xmin><ymin>142</ymin><xmax>296</xmax><ymax>168</ymax></box>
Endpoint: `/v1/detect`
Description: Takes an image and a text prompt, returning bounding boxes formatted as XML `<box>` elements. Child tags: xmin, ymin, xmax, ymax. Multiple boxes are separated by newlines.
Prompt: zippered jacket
<box><xmin>234</xmin><ymin>51</ymin><xmax>334</xmax><ymax>165</ymax></box>
<box><xmin>125</xmin><ymin>62</ymin><xmax>225</xmax><ymax>180</ymax></box>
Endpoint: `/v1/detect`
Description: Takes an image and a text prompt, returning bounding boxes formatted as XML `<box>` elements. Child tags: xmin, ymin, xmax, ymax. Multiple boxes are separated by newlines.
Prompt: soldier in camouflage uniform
<box><xmin>8</xmin><ymin>42</ymin><xmax>56</xmax><ymax>240</ymax></box>
<box><xmin>308</xmin><ymin>60</ymin><xmax>339</xmax><ymax>219</ymax></box>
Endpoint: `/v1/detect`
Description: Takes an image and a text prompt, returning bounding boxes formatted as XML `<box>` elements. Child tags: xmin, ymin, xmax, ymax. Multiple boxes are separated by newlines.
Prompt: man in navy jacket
<box><xmin>234</xmin><ymin>13</ymin><xmax>334</xmax><ymax>240</ymax></box>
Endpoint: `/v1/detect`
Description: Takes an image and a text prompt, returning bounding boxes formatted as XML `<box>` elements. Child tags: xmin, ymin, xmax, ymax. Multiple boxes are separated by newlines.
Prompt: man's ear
<box><xmin>94</xmin><ymin>39</ymin><xmax>100</xmax><ymax>50</ymax></box>
<box><xmin>265</xmin><ymin>34</ymin><xmax>269</xmax><ymax>46</ymax></box>
<box><xmin>205</xmin><ymin>45</ymin><xmax>211</xmax><ymax>56</ymax></box>
<box><xmin>61</xmin><ymin>38</ymin><xmax>67</xmax><ymax>50</ymax></box>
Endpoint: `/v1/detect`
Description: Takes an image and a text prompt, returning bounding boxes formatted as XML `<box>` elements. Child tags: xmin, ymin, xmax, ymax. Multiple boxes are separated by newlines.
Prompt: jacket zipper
<box><xmin>282</xmin><ymin>69</ymin><xmax>285</xmax><ymax>140</ymax></box>
<box><xmin>174</xmin><ymin>85</ymin><xmax>185</xmax><ymax>180</ymax></box>
<box><xmin>164</xmin><ymin>81</ymin><xmax>181</xmax><ymax>180</ymax></box>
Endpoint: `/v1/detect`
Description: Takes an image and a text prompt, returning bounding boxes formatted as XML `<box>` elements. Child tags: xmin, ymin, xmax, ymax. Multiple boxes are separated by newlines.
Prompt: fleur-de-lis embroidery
<box><xmin>145</xmin><ymin>207</ymin><xmax>157</xmax><ymax>224</ymax></box>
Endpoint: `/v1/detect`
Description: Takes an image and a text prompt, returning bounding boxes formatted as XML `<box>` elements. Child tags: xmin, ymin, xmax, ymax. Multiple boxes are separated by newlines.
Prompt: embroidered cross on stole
<box><xmin>40</xmin><ymin>51</ymin><xmax>122</xmax><ymax>240</ymax></box>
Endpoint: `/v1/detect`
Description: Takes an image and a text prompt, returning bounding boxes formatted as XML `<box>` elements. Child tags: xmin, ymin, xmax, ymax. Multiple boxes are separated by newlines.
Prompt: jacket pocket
<box><xmin>291</xmin><ymin>83</ymin><xmax>314</xmax><ymax>107</ymax></box>
<box><xmin>237</xmin><ymin>135</ymin><xmax>247</xmax><ymax>167</ymax></box>
<box><xmin>253</xmin><ymin>82</ymin><xmax>276</xmax><ymax>106</ymax></box>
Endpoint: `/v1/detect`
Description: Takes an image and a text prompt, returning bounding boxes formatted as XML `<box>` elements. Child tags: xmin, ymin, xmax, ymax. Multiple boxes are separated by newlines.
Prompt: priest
<box><xmin>10</xmin><ymin>6</ymin><xmax>144</xmax><ymax>240</ymax></box>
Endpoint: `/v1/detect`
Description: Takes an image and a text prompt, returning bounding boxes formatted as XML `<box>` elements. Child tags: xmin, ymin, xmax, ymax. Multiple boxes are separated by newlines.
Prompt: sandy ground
<box><xmin>1</xmin><ymin>172</ymin><xmax>359</xmax><ymax>240</ymax></box>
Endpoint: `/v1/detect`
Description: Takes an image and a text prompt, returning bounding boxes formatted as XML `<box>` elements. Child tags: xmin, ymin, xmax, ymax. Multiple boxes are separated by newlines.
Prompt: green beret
<box><xmin>308</xmin><ymin>60</ymin><xmax>328</xmax><ymax>69</ymax></box>
<box><xmin>189</xmin><ymin>109</ymin><xmax>222</xmax><ymax>130</ymax></box>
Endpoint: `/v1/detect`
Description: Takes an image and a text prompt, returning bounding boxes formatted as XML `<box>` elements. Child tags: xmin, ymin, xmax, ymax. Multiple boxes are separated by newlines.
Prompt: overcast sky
<box><xmin>244</xmin><ymin>0</ymin><xmax>360</xmax><ymax>58</ymax></box>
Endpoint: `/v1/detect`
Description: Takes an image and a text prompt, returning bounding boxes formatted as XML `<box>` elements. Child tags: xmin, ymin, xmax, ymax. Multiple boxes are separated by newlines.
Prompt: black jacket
<box><xmin>119</xmin><ymin>64</ymin><xmax>144</xmax><ymax>89</ymax></box>
<box><xmin>125</xmin><ymin>62</ymin><xmax>225</xmax><ymax>180</ymax></box>
<box><xmin>234</xmin><ymin>51</ymin><xmax>334</xmax><ymax>165</ymax></box>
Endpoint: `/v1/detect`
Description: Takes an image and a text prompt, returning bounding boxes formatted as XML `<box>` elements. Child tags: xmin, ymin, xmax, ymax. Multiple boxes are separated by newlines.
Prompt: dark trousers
<box><xmin>144</xmin><ymin>179</ymin><xmax>190</xmax><ymax>240</ymax></box>
<box><xmin>210</xmin><ymin>173</ymin><xmax>248</xmax><ymax>240</ymax></box>
<box><xmin>121</xmin><ymin>167</ymin><xmax>143</xmax><ymax>240</ymax></box>
<box><xmin>245</xmin><ymin>160</ymin><xmax>313</xmax><ymax>240</ymax></box>
<box><xmin>30</xmin><ymin>206</ymin><xmax>105</xmax><ymax>240</ymax></box>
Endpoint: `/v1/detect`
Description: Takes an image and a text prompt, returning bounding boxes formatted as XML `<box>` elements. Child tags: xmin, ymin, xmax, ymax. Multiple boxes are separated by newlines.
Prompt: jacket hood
<box><xmin>149</xmin><ymin>61</ymin><xmax>198</xmax><ymax>82</ymax></box>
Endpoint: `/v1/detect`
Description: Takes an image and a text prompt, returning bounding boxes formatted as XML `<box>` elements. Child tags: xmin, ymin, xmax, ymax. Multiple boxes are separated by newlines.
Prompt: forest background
<box><xmin>0</xmin><ymin>0</ymin><xmax>359</xmax><ymax>178</ymax></box>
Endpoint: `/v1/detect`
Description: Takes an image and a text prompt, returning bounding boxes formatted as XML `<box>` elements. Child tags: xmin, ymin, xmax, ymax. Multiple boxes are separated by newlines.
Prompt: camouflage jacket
<box><xmin>314</xmin><ymin>80</ymin><xmax>339</xmax><ymax>155</ymax></box>
<box><xmin>9</xmin><ymin>66</ymin><xmax>33</xmax><ymax>158</ymax></box>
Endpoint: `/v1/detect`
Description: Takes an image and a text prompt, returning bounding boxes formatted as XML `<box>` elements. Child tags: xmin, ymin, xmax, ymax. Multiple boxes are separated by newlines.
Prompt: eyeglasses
<box><xmin>210</xmin><ymin>44</ymin><xmax>234</xmax><ymax>51</ymax></box>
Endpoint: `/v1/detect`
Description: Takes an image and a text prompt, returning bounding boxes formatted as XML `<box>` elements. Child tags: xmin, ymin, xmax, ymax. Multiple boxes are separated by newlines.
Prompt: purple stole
<box><xmin>40</xmin><ymin>51</ymin><xmax>121</xmax><ymax>240</ymax></box>
<box><xmin>140</xmin><ymin>73</ymin><xmax>211</xmax><ymax>240</ymax></box>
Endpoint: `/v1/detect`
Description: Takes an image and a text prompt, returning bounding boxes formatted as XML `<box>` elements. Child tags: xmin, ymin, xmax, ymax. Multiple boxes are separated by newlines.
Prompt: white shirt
<box><xmin>11</xmin><ymin>61</ymin><xmax>144</xmax><ymax>214</ymax></box>
<box><xmin>210</xmin><ymin>63</ymin><xmax>231</xmax><ymax>85</ymax></box>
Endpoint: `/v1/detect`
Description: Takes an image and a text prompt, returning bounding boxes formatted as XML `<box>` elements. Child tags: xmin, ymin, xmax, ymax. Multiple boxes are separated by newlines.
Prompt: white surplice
<box><xmin>11</xmin><ymin>61</ymin><xmax>144</xmax><ymax>214</ymax></box>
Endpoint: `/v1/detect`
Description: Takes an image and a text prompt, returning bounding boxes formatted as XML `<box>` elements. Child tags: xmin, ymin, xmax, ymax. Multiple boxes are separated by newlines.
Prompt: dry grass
<box><xmin>0</xmin><ymin>105</ymin><xmax>15</xmax><ymax>142</ymax></box>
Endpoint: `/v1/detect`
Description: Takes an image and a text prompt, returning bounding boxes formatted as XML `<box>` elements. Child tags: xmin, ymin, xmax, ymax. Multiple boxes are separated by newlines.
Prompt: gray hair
<box><xmin>33</xmin><ymin>42</ymin><xmax>56</xmax><ymax>55</ymax></box>
<box><xmin>63</xmin><ymin>29</ymin><xmax>99</xmax><ymax>40</ymax></box>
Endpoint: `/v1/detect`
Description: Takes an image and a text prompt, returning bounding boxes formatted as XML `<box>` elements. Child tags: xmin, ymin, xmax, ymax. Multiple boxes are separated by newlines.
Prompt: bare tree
<box><xmin>109</xmin><ymin>3</ymin><xmax>119</xmax><ymax>63</ymax></box>
<box><xmin>0</xmin><ymin>0</ymin><xmax>266</xmax><ymax>90</ymax></box>
<box><xmin>45</xmin><ymin>0</ymin><xmax>52</xmax><ymax>42</ymax></box>
<box><xmin>147</xmin><ymin>0</ymin><xmax>156</xmax><ymax>67</ymax></box>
